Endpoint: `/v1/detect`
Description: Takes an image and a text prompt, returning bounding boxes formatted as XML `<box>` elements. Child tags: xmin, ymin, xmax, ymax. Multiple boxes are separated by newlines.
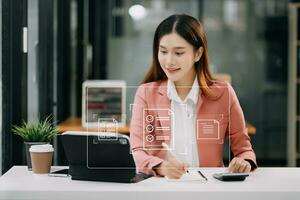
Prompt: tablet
<box><xmin>82</xmin><ymin>80</ymin><xmax>126</xmax><ymax>128</ymax></box>
<box><xmin>60</xmin><ymin>131</ymin><xmax>150</xmax><ymax>183</ymax></box>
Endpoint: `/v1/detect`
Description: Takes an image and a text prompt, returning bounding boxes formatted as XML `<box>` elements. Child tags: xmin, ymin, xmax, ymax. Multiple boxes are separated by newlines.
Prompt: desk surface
<box><xmin>57</xmin><ymin>118</ymin><xmax>130</xmax><ymax>134</ymax></box>
<box><xmin>57</xmin><ymin>117</ymin><xmax>256</xmax><ymax>135</ymax></box>
<box><xmin>0</xmin><ymin>166</ymin><xmax>299</xmax><ymax>200</ymax></box>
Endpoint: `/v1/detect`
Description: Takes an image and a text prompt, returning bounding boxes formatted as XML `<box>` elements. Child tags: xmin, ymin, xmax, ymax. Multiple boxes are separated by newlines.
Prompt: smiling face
<box><xmin>158</xmin><ymin>32</ymin><xmax>202</xmax><ymax>86</ymax></box>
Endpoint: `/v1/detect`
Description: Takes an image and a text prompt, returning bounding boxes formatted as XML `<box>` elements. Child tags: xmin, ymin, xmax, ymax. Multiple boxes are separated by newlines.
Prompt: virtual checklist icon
<box><xmin>143</xmin><ymin>108</ymin><xmax>174</xmax><ymax>150</ymax></box>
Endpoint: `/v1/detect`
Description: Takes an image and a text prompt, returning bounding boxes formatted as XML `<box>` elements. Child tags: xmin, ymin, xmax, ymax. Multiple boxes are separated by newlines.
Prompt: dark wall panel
<box><xmin>1</xmin><ymin>0</ymin><xmax>28</xmax><ymax>174</ymax></box>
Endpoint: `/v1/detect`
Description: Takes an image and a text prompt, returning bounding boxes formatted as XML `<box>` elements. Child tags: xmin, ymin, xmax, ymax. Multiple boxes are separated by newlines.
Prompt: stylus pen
<box><xmin>161</xmin><ymin>142</ymin><xmax>189</xmax><ymax>173</ymax></box>
<box><xmin>197</xmin><ymin>170</ymin><xmax>208</xmax><ymax>181</ymax></box>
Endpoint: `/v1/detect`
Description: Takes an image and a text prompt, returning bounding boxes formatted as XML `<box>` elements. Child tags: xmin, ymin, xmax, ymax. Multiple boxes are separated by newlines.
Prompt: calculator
<box><xmin>213</xmin><ymin>172</ymin><xmax>249</xmax><ymax>181</ymax></box>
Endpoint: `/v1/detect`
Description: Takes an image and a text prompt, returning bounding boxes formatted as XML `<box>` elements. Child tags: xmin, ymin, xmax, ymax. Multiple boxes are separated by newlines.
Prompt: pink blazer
<box><xmin>130</xmin><ymin>80</ymin><xmax>257</xmax><ymax>175</ymax></box>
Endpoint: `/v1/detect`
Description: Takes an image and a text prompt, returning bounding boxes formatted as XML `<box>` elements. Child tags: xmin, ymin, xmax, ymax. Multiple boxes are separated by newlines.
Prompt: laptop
<box><xmin>59</xmin><ymin>131</ymin><xmax>151</xmax><ymax>183</ymax></box>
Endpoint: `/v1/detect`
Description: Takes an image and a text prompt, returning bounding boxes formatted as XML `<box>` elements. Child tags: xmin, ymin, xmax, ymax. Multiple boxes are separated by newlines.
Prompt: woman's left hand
<box><xmin>228</xmin><ymin>157</ymin><xmax>251</xmax><ymax>173</ymax></box>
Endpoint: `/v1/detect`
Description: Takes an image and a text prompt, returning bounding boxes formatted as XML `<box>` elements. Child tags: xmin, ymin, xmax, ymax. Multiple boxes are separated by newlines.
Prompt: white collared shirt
<box><xmin>167</xmin><ymin>76</ymin><xmax>200</xmax><ymax>167</ymax></box>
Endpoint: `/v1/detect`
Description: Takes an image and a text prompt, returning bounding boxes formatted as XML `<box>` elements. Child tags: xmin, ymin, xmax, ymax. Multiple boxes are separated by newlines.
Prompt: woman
<box><xmin>130</xmin><ymin>14</ymin><xmax>257</xmax><ymax>179</ymax></box>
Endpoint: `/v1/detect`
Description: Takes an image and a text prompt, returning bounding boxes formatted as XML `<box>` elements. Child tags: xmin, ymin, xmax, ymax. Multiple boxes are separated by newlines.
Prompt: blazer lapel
<box><xmin>155</xmin><ymin>81</ymin><xmax>172</xmax><ymax>144</ymax></box>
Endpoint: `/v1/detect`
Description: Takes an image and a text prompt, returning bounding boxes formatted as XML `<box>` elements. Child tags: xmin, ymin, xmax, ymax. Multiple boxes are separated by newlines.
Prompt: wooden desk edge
<box><xmin>57</xmin><ymin>117</ymin><xmax>256</xmax><ymax>135</ymax></box>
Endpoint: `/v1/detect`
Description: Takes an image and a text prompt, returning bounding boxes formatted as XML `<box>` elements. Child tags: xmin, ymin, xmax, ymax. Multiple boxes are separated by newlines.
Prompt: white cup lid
<box><xmin>29</xmin><ymin>144</ymin><xmax>54</xmax><ymax>153</ymax></box>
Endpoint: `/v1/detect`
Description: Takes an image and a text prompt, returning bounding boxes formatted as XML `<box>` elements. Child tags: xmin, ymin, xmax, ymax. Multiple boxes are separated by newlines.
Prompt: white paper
<box><xmin>165</xmin><ymin>168</ymin><xmax>207</xmax><ymax>182</ymax></box>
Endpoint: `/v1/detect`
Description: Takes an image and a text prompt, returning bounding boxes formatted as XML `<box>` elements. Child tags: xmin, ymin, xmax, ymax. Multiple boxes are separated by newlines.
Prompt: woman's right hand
<box><xmin>155</xmin><ymin>158</ymin><xmax>188</xmax><ymax>179</ymax></box>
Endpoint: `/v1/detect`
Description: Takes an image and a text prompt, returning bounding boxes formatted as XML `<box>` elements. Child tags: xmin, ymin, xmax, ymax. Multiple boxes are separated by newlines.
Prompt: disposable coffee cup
<box><xmin>29</xmin><ymin>144</ymin><xmax>54</xmax><ymax>174</ymax></box>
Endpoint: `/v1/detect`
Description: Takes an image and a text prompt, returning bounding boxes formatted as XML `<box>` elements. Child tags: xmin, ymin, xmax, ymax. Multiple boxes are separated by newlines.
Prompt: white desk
<box><xmin>0</xmin><ymin>166</ymin><xmax>299</xmax><ymax>200</ymax></box>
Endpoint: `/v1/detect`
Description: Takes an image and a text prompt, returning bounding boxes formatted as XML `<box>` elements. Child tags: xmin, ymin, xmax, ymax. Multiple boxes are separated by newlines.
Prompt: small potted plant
<box><xmin>12</xmin><ymin>116</ymin><xmax>58</xmax><ymax>170</ymax></box>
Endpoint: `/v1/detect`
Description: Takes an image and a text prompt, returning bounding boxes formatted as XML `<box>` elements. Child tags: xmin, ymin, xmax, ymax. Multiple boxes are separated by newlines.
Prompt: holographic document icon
<box><xmin>197</xmin><ymin>117</ymin><xmax>224</xmax><ymax>144</ymax></box>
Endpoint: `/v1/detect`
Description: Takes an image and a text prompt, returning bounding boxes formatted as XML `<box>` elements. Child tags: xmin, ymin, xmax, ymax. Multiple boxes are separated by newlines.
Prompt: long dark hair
<box><xmin>142</xmin><ymin>14</ymin><xmax>214</xmax><ymax>97</ymax></box>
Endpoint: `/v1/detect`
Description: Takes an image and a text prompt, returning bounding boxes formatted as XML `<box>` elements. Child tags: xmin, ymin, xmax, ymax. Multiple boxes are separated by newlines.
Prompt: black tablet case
<box><xmin>60</xmin><ymin>133</ymin><xmax>139</xmax><ymax>183</ymax></box>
